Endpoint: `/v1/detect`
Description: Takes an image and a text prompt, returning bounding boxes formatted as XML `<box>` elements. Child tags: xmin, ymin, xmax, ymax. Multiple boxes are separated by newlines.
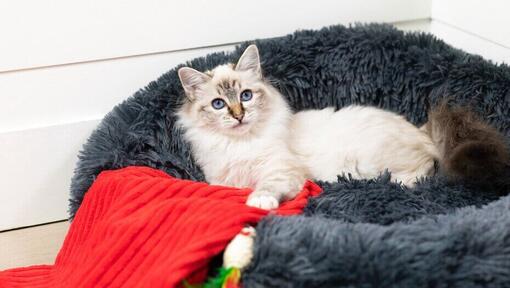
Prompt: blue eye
<box><xmin>240</xmin><ymin>90</ymin><xmax>253</xmax><ymax>102</ymax></box>
<box><xmin>211</xmin><ymin>98</ymin><xmax>225</xmax><ymax>109</ymax></box>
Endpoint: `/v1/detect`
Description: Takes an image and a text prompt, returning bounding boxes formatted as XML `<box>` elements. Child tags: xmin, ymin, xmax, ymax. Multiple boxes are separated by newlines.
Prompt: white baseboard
<box><xmin>0</xmin><ymin>120</ymin><xmax>99</xmax><ymax>231</ymax></box>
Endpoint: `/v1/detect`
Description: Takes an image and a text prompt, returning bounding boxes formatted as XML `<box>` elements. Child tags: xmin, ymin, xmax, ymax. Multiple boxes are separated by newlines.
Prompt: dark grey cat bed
<box><xmin>70</xmin><ymin>24</ymin><xmax>510</xmax><ymax>287</ymax></box>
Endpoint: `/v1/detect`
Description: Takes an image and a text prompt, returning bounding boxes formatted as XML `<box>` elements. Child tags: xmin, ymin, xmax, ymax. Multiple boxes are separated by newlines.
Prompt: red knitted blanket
<box><xmin>0</xmin><ymin>166</ymin><xmax>321</xmax><ymax>287</ymax></box>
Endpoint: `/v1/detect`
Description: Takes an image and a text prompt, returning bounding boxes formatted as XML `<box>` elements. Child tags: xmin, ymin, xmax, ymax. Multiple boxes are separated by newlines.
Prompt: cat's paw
<box><xmin>246</xmin><ymin>194</ymin><xmax>279</xmax><ymax>210</ymax></box>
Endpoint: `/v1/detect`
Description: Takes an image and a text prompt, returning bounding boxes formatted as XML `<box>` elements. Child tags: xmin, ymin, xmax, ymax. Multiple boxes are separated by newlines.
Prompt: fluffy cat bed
<box><xmin>70</xmin><ymin>24</ymin><xmax>510</xmax><ymax>286</ymax></box>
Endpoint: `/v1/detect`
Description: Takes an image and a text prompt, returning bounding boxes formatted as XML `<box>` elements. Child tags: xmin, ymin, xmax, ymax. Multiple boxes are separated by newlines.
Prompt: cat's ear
<box><xmin>178</xmin><ymin>67</ymin><xmax>211</xmax><ymax>99</ymax></box>
<box><xmin>235</xmin><ymin>45</ymin><xmax>261</xmax><ymax>78</ymax></box>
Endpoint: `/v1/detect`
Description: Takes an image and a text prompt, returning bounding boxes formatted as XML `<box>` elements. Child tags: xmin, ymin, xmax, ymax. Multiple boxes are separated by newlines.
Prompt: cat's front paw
<box><xmin>246</xmin><ymin>193</ymin><xmax>279</xmax><ymax>210</ymax></box>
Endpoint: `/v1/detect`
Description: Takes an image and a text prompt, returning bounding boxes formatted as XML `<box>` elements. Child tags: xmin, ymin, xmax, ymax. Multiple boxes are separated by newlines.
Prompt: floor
<box><xmin>0</xmin><ymin>221</ymin><xmax>69</xmax><ymax>270</ymax></box>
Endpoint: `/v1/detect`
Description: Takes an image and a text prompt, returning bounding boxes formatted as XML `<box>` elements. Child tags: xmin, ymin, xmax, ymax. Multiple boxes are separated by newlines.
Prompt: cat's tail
<box><xmin>424</xmin><ymin>101</ymin><xmax>510</xmax><ymax>194</ymax></box>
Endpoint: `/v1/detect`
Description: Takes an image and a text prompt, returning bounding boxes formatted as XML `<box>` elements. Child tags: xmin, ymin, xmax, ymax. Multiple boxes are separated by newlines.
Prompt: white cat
<box><xmin>177</xmin><ymin>45</ymin><xmax>439</xmax><ymax>210</ymax></box>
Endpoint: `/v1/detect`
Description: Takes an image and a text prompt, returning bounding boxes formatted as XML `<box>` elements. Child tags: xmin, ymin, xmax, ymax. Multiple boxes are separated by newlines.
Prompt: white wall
<box><xmin>428</xmin><ymin>20</ymin><xmax>510</xmax><ymax>65</ymax></box>
<box><xmin>432</xmin><ymin>0</ymin><xmax>510</xmax><ymax>49</ymax></box>
<box><xmin>431</xmin><ymin>0</ymin><xmax>510</xmax><ymax>64</ymax></box>
<box><xmin>0</xmin><ymin>0</ymin><xmax>432</xmax><ymax>231</ymax></box>
<box><xmin>2</xmin><ymin>0</ymin><xmax>432</xmax><ymax>74</ymax></box>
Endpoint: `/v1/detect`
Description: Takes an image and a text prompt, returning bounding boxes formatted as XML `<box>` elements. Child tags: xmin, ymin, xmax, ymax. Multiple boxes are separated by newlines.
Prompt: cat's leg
<box><xmin>246</xmin><ymin>166</ymin><xmax>306</xmax><ymax>210</ymax></box>
<box><xmin>391</xmin><ymin>158</ymin><xmax>436</xmax><ymax>187</ymax></box>
<box><xmin>391</xmin><ymin>172</ymin><xmax>419</xmax><ymax>187</ymax></box>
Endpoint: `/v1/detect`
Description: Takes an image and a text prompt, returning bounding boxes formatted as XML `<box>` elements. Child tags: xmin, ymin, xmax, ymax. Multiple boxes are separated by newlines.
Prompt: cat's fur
<box><xmin>425</xmin><ymin>101</ymin><xmax>510</xmax><ymax>193</ymax></box>
<box><xmin>177</xmin><ymin>45</ymin><xmax>509</xmax><ymax>209</ymax></box>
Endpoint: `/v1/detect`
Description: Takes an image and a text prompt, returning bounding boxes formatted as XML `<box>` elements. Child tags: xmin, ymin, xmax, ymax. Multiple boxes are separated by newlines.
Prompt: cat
<box><xmin>177</xmin><ymin>44</ymin><xmax>510</xmax><ymax>209</ymax></box>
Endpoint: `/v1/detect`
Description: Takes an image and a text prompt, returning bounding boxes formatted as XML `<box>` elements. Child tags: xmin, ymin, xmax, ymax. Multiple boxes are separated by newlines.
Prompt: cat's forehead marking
<box><xmin>217</xmin><ymin>79</ymin><xmax>232</xmax><ymax>90</ymax></box>
<box><xmin>217</xmin><ymin>78</ymin><xmax>241</xmax><ymax>103</ymax></box>
<box><xmin>217</xmin><ymin>79</ymin><xmax>238</xmax><ymax>92</ymax></box>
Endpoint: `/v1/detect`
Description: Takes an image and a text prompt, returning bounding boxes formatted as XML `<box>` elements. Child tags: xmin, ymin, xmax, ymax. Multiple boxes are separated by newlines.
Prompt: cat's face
<box><xmin>178</xmin><ymin>45</ymin><xmax>276</xmax><ymax>137</ymax></box>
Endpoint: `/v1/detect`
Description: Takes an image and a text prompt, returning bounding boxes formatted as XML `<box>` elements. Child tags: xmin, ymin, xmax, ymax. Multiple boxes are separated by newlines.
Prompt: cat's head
<box><xmin>177</xmin><ymin>45</ymin><xmax>286</xmax><ymax>137</ymax></box>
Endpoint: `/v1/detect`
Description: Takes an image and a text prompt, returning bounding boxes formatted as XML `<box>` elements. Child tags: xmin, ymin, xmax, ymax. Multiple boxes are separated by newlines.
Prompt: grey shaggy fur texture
<box><xmin>70</xmin><ymin>24</ymin><xmax>510</xmax><ymax>286</ymax></box>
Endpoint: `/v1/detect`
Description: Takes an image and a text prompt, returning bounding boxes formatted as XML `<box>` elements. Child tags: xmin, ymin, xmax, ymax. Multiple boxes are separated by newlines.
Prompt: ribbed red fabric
<box><xmin>0</xmin><ymin>166</ymin><xmax>321</xmax><ymax>288</ymax></box>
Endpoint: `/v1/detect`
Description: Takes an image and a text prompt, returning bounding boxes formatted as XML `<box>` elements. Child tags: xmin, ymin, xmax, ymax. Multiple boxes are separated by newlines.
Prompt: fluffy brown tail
<box><xmin>424</xmin><ymin>101</ymin><xmax>510</xmax><ymax>194</ymax></box>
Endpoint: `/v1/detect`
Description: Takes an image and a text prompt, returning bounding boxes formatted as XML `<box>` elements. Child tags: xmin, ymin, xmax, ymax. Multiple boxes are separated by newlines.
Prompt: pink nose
<box><xmin>233</xmin><ymin>113</ymin><xmax>244</xmax><ymax>122</ymax></box>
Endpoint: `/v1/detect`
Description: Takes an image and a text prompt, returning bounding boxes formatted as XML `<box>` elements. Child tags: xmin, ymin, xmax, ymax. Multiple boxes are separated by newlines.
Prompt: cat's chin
<box><xmin>224</xmin><ymin>122</ymin><xmax>252</xmax><ymax>135</ymax></box>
